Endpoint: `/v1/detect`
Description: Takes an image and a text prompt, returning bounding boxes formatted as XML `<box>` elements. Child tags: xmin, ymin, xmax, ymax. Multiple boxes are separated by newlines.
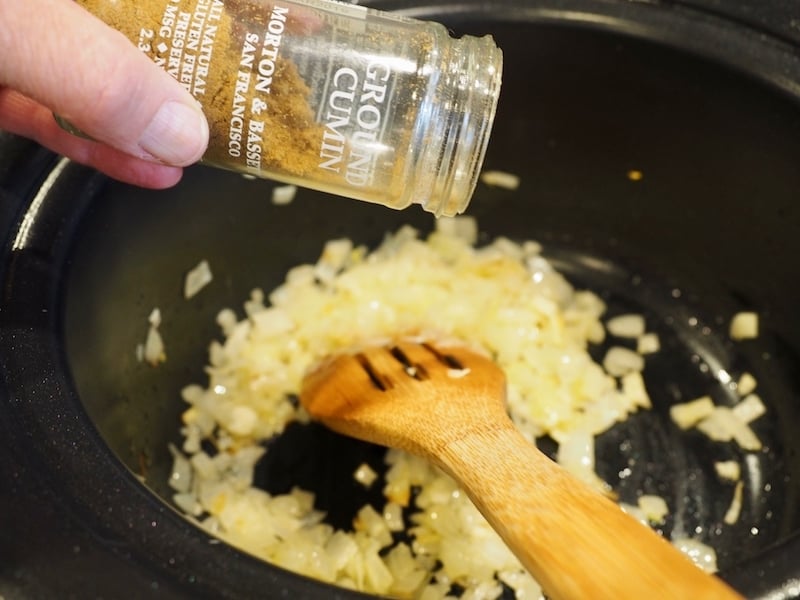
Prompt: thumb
<box><xmin>0</xmin><ymin>0</ymin><xmax>209</xmax><ymax>167</ymax></box>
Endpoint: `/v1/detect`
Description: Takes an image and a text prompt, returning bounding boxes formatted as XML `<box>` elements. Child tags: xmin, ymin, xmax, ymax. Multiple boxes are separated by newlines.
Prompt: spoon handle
<box><xmin>436</xmin><ymin>425</ymin><xmax>743</xmax><ymax>600</ymax></box>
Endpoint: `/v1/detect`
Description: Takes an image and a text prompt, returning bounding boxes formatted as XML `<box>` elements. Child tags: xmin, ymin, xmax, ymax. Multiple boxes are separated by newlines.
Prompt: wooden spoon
<box><xmin>300</xmin><ymin>341</ymin><xmax>743</xmax><ymax>600</ymax></box>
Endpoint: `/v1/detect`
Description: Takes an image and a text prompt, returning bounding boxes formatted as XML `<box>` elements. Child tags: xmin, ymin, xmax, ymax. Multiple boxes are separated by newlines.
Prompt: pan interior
<box><xmin>63</xmin><ymin>18</ymin><xmax>800</xmax><ymax>579</ymax></box>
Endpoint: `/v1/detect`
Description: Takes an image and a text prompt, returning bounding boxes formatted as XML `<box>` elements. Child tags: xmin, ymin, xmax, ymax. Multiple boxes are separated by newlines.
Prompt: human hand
<box><xmin>0</xmin><ymin>0</ymin><xmax>209</xmax><ymax>188</ymax></box>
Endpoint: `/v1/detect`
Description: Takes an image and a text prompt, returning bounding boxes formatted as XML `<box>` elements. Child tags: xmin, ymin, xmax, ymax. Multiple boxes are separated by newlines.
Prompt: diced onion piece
<box><xmin>285</xmin><ymin>264</ymin><xmax>315</xmax><ymax>286</ymax></box>
<box><xmin>556</xmin><ymin>430</ymin><xmax>593</xmax><ymax>473</ymax></box>
<box><xmin>250</xmin><ymin>308</ymin><xmax>294</xmax><ymax>336</ymax></box>
<box><xmin>637</xmin><ymin>332</ymin><xmax>661</xmax><ymax>355</ymax></box>
<box><xmin>418</xmin><ymin>581</ymin><xmax>451</xmax><ymax>600</ymax></box>
<box><xmin>730</xmin><ymin>311</ymin><xmax>758</xmax><ymax>340</ymax></box>
<box><xmin>314</xmin><ymin>239</ymin><xmax>353</xmax><ymax>284</ymax></box>
<box><xmin>498</xmin><ymin>569</ymin><xmax>543</xmax><ymax>600</ymax></box>
<box><xmin>622</xmin><ymin>371</ymin><xmax>652</xmax><ymax>409</ymax></box>
<box><xmin>271</xmin><ymin>184</ymin><xmax>298</xmax><ymax>205</ymax></box>
<box><xmin>603</xmin><ymin>346</ymin><xmax>645</xmax><ymax>377</ymax></box>
<box><xmin>144</xmin><ymin>325</ymin><xmax>166</xmax><ymax>366</ymax></box>
<box><xmin>696</xmin><ymin>407</ymin><xmax>762</xmax><ymax>451</ymax></box>
<box><xmin>148</xmin><ymin>307</ymin><xmax>162</xmax><ymax>327</ymax></box>
<box><xmin>669</xmin><ymin>396</ymin><xmax>714</xmax><ymax>430</ymax></box>
<box><xmin>184</xmin><ymin>260</ymin><xmax>213</xmax><ymax>299</ymax></box>
<box><xmin>446</xmin><ymin>368</ymin><xmax>471</xmax><ymax>379</ymax></box>
<box><xmin>619</xmin><ymin>503</ymin><xmax>648</xmax><ymax>526</ymax></box>
<box><xmin>363</xmin><ymin>544</ymin><xmax>394</xmax><ymax>593</ymax></box>
<box><xmin>325</xmin><ymin>530</ymin><xmax>359</xmax><ymax>573</ymax></box>
<box><xmin>480</xmin><ymin>170</ymin><xmax>520</xmax><ymax>190</ymax></box>
<box><xmin>714</xmin><ymin>460</ymin><xmax>741</xmax><ymax>482</ymax></box>
<box><xmin>173</xmin><ymin>492</ymin><xmax>202</xmax><ymax>515</ymax></box>
<box><xmin>736</xmin><ymin>375</ymin><xmax>759</xmax><ymax>400</ymax></box>
<box><xmin>168</xmin><ymin>444</ymin><xmax>192</xmax><ymax>493</ymax></box>
<box><xmin>637</xmin><ymin>495</ymin><xmax>669</xmax><ymax>524</ymax></box>
<box><xmin>435</xmin><ymin>215</ymin><xmax>478</xmax><ymax>244</ymax></box>
<box><xmin>354</xmin><ymin>504</ymin><xmax>393</xmax><ymax>549</ymax></box>
<box><xmin>189</xmin><ymin>451</ymin><xmax>217</xmax><ymax>480</ymax></box>
<box><xmin>736</xmin><ymin>372</ymin><xmax>757</xmax><ymax>396</ymax></box>
<box><xmin>227</xmin><ymin>405</ymin><xmax>258</xmax><ymax>436</ymax></box>
<box><xmin>695</xmin><ymin>407</ymin><xmax>736</xmax><ymax>440</ymax></box>
<box><xmin>606</xmin><ymin>314</ymin><xmax>646</xmax><ymax>338</ymax></box>
<box><xmin>382</xmin><ymin>502</ymin><xmax>404</xmax><ymax>532</ymax></box>
<box><xmin>729</xmin><ymin>417</ymin><xmax>763</xmax><ymax>451</ymax></box>
<box><xmin>383</xmin><ymin>475</ymin><xmax>410</xmax><ymax>508</ymax></box>
<box><xmin>216</xmin><ymin>308</ymin><xmax>238</xmax><ymax>335</ymax></box>
<box><xmin>319</xmin><ymin>238</ymin><xmax>352</xmax><ymax>267</ymax></box>
<box><xmin>556</xmin><ymin>429</ymin><xmax>613</xmax><ymax>496</ymax></box>
<box><xmin>384</xmin><ymin>543</ymin><xmax>427</xmax><ymax>596</ymax></box>
<box><xmin>732</xmin><ymin>394</ymin><xmax>766</xmax><ymax>424</ymax></box>
<box><xmin>672</xmin><ymin>538</ymin><xmax>718</xmax><ymax>573</ymax></box>
<box><xmin>353</xmin><ymin>463</ymin><xmax>378</xmax><ymax>488</ymax></box>
<box><xmin>724</xmin><ymin>481</ymin><xmax>744</xmax><ymax>525</ymax></box>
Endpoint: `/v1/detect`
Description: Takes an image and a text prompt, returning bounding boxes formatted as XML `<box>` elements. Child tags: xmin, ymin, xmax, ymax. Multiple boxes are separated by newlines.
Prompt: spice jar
<box><xmin>72</xmin><ymin>0</ymin><xmax>503</xmax><ymax>217</ymax></box>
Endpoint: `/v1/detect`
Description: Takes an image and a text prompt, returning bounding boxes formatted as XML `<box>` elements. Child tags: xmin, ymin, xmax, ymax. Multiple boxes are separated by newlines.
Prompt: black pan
<box><xmin>1</xmin><ymin>1</ymin><xmax>800</xmax><ymax>598</ymax></box>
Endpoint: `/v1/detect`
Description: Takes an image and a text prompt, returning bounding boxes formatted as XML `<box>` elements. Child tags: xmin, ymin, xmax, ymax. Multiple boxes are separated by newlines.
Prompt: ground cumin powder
<box><xmin>78</xmin><ymin>0</ymin><xmax>326</xmax><ymax>179</ymax></box>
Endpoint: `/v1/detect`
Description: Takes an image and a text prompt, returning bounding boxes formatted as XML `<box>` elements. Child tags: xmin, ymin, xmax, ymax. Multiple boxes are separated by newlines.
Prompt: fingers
<box><xmin>0</xmin><ymin>0</ymin><xmax>208</xmax><ymax>168</ymax></box>
<box><xmin>0</xmin><ymin>88</ymin><xmax>184</xmax><ymax>189</ymax></box>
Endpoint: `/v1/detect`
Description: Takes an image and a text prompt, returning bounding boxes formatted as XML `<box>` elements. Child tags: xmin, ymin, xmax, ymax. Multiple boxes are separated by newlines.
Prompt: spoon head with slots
<box><xmin>299</xmin><ymin>341</ymin><xmax>510</xmax><ymax>458</ymax></box>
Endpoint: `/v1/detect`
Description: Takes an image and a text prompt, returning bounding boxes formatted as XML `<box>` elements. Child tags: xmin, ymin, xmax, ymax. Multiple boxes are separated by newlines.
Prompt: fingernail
<box><xmin>138</xmin><ymin>101</ymin><xmax>209</xmax><ymax>166</ymax></box>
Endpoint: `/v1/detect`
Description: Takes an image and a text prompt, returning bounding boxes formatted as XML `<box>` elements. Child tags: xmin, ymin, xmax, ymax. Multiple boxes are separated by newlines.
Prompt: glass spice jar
<box><xmin>71</xmin><ymin>0</ymin><xmax>502</xmax><ymax>217</ymax></box>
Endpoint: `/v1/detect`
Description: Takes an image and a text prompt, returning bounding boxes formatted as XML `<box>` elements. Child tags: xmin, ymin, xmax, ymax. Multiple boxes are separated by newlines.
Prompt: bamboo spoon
<box><xmin>300</xmin><ymin>341</ymin><xmax>743</xmax><ymax>600</ymax></box>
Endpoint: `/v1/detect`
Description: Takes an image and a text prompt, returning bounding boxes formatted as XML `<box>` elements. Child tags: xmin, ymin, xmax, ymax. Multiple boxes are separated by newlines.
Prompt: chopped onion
<box><xmin>271</xmin><ymin>184</ymin><xmax>298</xmax><ymax>205</ymax></box>
<box><xmin>446</xmin><ymin>368</ymin><xmax>471</xmax><ymax>379</ymax></box>
<box><xmin>556</xmin><ymin>429</ymin><xmax>613</xmax><ymax>496</ymax></box>
<box><xmin>184</xmin><ymin>260</ymin><xmax>213</xmax><ymax>299</ymax></box>
<box><xmin>672</xmin><ymin>538</ymin><xmax>718</xmax><ymax>573</ymax></box>
<box><xmin>696</xmin><ymin>407</ymin><xmax>762</xmax><ymax>451</ymax></box>
<box><xmin>736</xmin><ymin>372</ymin><xmax>757</xmax><ymax>396</ymax></box>
<box><xmin>637</xmin><ymin>495</ymin><xmax>669</xmax><ymax>524</ymax></box>
<box><xmin>144</xmin><ymin>324</ymin><xmax>166</xmax><ymax>366</ymax></box>
<box><xmin>723</xmin><ymin>481</ymin><xmax>744</xmax><ymax>525</ymax></box>
<box><xmin>353</xmin><ymin>463</ymin><xmax>378</xmax><ymax>488</ymax></box>
<box><xmin>729</xmin><ymin>311</ymin><xmax>758</xmax><ymax>340</ymax></box>
<box><xmin>480</xmin><ymin>170</ymin><xmax>520</xmax><ymax>190</ymax></box>
<box><xmin>498</xmin><ymin>569</ymin><xmax>543</xmax><ymax>599</ymax></box>
<box><xmin>168</xmin><ymin>443</ymin><xmax>193</xmax><ymax>493</ymax></box>
<box><xmin>621</xmin><ymin>371</ymin><xmax>652</xmax><ymax>409</ymax></box>
<box><xmin>314</xmin><ymin>238</ymin><xmax>353</xmax><ymax>284</ymax></box>
<box><xmin>167</xmin><ymin>220</ymin><xmax>757</xmax><ymax>597</ymax></box>
<box><xmin>173</xmin><ymin>492</ymin><xmax>202</xmax><ymax>515</ymax></box>
<box><xmin>637</xmin><ymin>332</ymin><xmax>661</xmax><ymax>355</ymax></box>
<box><xmin>383</xmin><ymin>502</ymin><xmax>404</xmax><ymax>532</ymax></box>
<box><xmin>619</xmin><ymin>502</ymin><xmax>648</xmax><ymax>526</ymax></box>
<box><xmin>434</xmin><ymin>215</ymin><xmax>478</xmax><ymax>245</ymax></box>
<box><xmin>354</xmin><ymin>504</ymin><xmax>393</xmax><ymax>549</ymax></box>
<box><xmin>732</xmin><ymin>394</ymin><xmax>766</xmax><ymax>424</ymax></box>
<box><xmin>603</xmin><ymin>346</ymin><xmax>645</xmax><ymax>377</ymax></box>
<box><xmin>148</xmin><ymin>307</ymin><xmax>162</xmax><ymax>327</ymax></box>
<box><xmin>669</xmin><ymin>396</ymin><xmax>714</xmax><ymax>430</ymax></box>
<box><xmin>606</xmin><ymin>314</ymin><xmax>646</xmax><ymax>338</ymax></box>
<box><xmin>714</xmin><ymin>460</ymin><xmax>741</xmax><ymax>482</ymax></box>
<box><xmin>250</xmin><ymin>308</ymin><xmax>294</xmax><ymax>336</ymax></box>
<box><xmin>227</xmin><ymin>405</ymin><xmax>258</xmax><ymax>436</ymax></box>
<box><xmin>384</xmin><ymin>543</ymin><xmax>428</xmax><ymax>596</ymax></box>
